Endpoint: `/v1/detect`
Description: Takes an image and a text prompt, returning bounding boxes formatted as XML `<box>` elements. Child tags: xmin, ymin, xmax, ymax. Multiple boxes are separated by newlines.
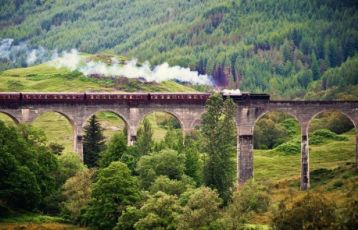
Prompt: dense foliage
<box><xmin>1</xmin><ymin>0</ymin><xmax>358</xmax><ymax>98</ymax></box>
<box><xmin>271</xmin><ymin>193</ymin><xmax>338</xmax><ymax>230</ymax></box>
<box><xmin>0</xmin><ymin>122</ymin><xmax>58</xmax><ymax>212</ymax></box>
<box><xmin>84</xmin><ymin>161</ymin><xmax>141</xmax><ymax>229</ymax></box>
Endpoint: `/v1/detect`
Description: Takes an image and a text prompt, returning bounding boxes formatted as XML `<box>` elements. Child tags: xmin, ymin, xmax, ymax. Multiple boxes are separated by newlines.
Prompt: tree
<box><xmin>135</xmin><ymin>118</ymin><xmax>153</xmax><ymax>156</ymax></box>
<box><xmin>48</xmin><ymin>142</ymin><xmax>65</xmax><ymax>155</ymax></box>
<box><xmin>271</xmin><ymin>192</ymin><xmax>337</xmax><ymax>230</ymax></box>
<box><xmin>201</xmin><ymin>93</ymin><xmax>237</xmax><ymax>203</ymax></box>
<box><xmin>136</xmin><ymin>149</ymin><xmax>185</xmax><ymax>189</ymax></box>
<box><xmin>56</xmin><ymin>152</ymin><xmax>85</xmax><ymax>185</ymax></box>
<box><xmin>178</xmin><ymin>187</ymin><xmax>222</xmax><ymax>230</ymax></box>
<box><xmin>99</xmin><ymin>132</ymin><xmax>127</xmax><ymax>168</ymax></box>
<box><xmin>135</xmin><ymin>192</ymin><xmax>182</xmax><ymax>230</ymax></box>
<box><xmin>0</xmin><ymin>122</ymin><xmax>59</xmax><ymax>212</ymax></box>
<box><xmin>83</xmin><ymin>115</ymin><xmax>105</xmax><ymax>168</ymax></box>
<box><xmin>61</xmin><ymin>168</ymin><xmax>95</xmax><ymax>222</ymax></box>
<box><xmin>115</xmin><ymin>206</ymin><xmax>144</xmax><ymax>230</ymax></box>
<box><xmin>221</xmin><ymin>180</ymin><xmax>270</xmax><ymax>229</ymax></box>
<box><xmin>149</xmin><ymin>175</ymin><xmax>195</xmax><ymax>196</ymax></box>
<box><xmin>310</xmin><ymin>51</ymin><xmax>320</xmax><ymax>81</ymax></box>
<box><xmin>84</xmin><ymin>162</ymin><xmax>140</xmax><ymax>230</ymax></box>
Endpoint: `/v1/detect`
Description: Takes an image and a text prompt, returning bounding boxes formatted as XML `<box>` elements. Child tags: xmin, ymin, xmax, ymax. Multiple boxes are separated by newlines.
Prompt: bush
<box><xmin>310</xmin><ymin>168</ymin><xmax>335</xmax><ymax>185</ymax></box>
<box><xmin>310</xmin><ymin>129</ymin><xmax>348</xmax><ymax>145</ymax></box>
<box><xmin>271</xmin><ymin>193</ymin><xmax>337</xmax><ymax>230</ymax></box>
<box><xmin>275</xmin><ymin>141</ymin><xmax>300</xmax><ymax>154</ymax></box>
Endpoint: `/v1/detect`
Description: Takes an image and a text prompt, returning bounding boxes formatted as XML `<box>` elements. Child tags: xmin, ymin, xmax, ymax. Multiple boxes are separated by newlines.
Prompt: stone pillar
<box><xmin>238</xmin><ymin>134</ymin><xmax>254</xmax><ymax>184</ymax></box>
<box><xmin>128</xmin><ymin>107</ymin><xmax>140</xmax><ymax>146</ymax></box>
<box><xmin>74</xmin><ymin>125</ymin><xmax>83</xmax><ymax>160</ymax></box>
<box><xmin>300</xmin><ymin>125</ymin><xmax>310</xmax><ymax>190</ymax></box>
<box><xmin>128</xmin><ymin>126</ymin><xmax>137</xmax><ymax>146</ymax></box>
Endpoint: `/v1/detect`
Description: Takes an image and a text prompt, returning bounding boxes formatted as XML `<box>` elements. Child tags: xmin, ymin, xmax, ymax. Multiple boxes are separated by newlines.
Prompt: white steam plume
<box><xmin>52</xmin><ymin>50</ymin><xmax>213</xmax><ymax>85</ymax></box>
<box><xmin>0</xmin><ymin>38</ymin><xmax>57</xmax><ymax>66</ymax></box>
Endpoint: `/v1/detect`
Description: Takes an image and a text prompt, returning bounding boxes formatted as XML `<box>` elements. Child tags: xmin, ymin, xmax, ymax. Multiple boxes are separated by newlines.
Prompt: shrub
<box><xmin>271</xmin><ymin>193</ymin><xmax>337</xmax><ymax>230</ymax></box>
<box><xmin>310</xmin><ymin>129</ymin><xmax>348</xmax><ymax>145</ymax></box>
<box><xmin>275</xmin><ymin>141</ymin><xmax>300</xmax><ymax>154</ymax></box>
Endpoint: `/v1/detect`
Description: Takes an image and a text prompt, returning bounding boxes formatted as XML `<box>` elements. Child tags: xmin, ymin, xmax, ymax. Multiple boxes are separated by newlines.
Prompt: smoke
<box><xmin>0</xmin><ymin>38</ymin><xmax>57</xmax><ymax>67</ymax></box>
<box><xmin>52</xmin><ymin>50</ymin><xmax>213</xmax><ymax>85</ymax></box>
<box><xmin>1</xmin><ymin>38</ymin><xmax>213</xmax><ymax>86</ymax></box>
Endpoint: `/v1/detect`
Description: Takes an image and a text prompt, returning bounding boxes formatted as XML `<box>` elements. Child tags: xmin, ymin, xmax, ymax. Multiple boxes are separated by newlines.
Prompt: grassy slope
<box><xmin>252</xmin><ymin>129</ymin><xmax>357</xmax><ymax>225</ymax></box>
<box><xmin>0</xmin><ymin>62</ymin><xmax>197</xmax><ymax>92</ymax></box>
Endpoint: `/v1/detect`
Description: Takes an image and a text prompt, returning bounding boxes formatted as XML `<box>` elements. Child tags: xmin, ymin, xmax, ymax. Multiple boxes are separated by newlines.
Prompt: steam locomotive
<box><xmin>0</xmin><ymin>92</ymin><xmax>269</xmax><ymax>104</ymax></box>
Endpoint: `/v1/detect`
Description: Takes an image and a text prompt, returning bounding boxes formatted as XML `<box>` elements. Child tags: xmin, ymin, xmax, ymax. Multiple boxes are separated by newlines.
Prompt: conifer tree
<box><xmin>201</xmin><ymin>93</ymin><xmax>237</xmax><ymax>204</ymax></box>
<box><xmin>83</xmin><ymin>115</ymin><xmax>105</xmax><ymax>168</ymax></box>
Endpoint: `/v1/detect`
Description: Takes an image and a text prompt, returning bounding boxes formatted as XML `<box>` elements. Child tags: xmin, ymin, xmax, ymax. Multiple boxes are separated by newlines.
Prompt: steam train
<box><xmin>0</xmin><ymin>92</ymin><xmax>270</xmax><ymax>104</ymax></box>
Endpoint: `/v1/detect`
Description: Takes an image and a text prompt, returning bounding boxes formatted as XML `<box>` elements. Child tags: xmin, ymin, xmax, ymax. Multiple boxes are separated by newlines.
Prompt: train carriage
<box><xmin>22</xmin><ymin>93</ymin><xmax>85</xmax><ymax>103</ymax></box>
<box><xmin>150</xmin><ymin>93</ymin><xmax>210</xmax><ymax>104</ymax></box>
<box><xmin>85</xmin><ymin>92</ymin><xmax>149</xmax><ymax>104</ymax></box>
<box><xmin>0</xmin><ymin>92</ymin><xmax>21</xmax><ymax>103</ymax></box>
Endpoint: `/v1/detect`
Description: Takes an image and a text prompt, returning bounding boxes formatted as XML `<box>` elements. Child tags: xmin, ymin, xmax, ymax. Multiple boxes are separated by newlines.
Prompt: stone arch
<box><xmin>253</xmin><ymin>109</ymin><xmax>301</xmax><ymax>128</ymax></box>
<box><xmin>0</xmin><ymin>111</ymin><xmax>20</xmax><ymax>124</ymax></box>
<box><xmin>83</xmin><ymin>109</ymin><xmax>129</xmax><ymax>142</ymax></box>
<box><xmin>306</xmin><ymin>109</ymin><xmax>356</xmax><ymax>134</ymax></box>
<box><xmin>31</xmin><ymin>110</ymin><xmax>76</xmax><ymax>153</ymax></box>
<box><xmin>83</xmin><ymin>110</ymin><xmax>129</xmax><ymax>130</ymax></box>
<box><xmin>137</xmin><ymin>110</ymin><xmax>185</xmax><ymax>132</ymax></box>
<box><xmin>137</xmin><ymin>110</ymin><xmax>185</xmax><ymax>142</ymax></box>
<box><xmin>307</xmin><ymin>110</ymin><xmax>357</xmax><ymax>183</ymax></box>
<box><xmin>252</xmin><ymin>110</ymin><xmax>302</xmax><ymax>182</ymax></box>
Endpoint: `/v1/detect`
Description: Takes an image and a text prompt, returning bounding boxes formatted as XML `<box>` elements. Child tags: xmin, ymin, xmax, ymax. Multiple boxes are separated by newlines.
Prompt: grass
<box><xmin>0</xmin><ymin>213</ymin><xmax>86</xmax><ymax>230</ymax></box>
<box><xmin>0</xmin><ymin>61</ymin><xmax>196</xmax><ymax>92</ymax></box>
<box><xmin>251</xmin><ymin>129</ymin><xmax>357</xmax><ymax>226</ymax></box>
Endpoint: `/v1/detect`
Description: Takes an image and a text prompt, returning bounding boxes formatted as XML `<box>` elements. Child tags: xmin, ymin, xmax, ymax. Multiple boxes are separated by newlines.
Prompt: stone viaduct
<box><xmin>1</xmin><ymin>93</ymin><xmax>357</xmax><ymax>190</ymax></box>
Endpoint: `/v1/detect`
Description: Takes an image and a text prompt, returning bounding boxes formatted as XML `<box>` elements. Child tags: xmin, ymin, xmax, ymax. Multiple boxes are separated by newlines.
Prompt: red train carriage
<box><xmin>22</xmin><ymin>93</ymin><xmax>85</xmax><ymax>103</ymax></box>
<box><xmin>85</xmin><ymin>93</ymin><xmax>149</xmax><ymax>104</ymax></box>
<box><xmin>149</xmin><ymin>93</ymin><xmax>210</xmax><ymax>103</ymax></box>
<box><xmin>0</xmin><ymin>92</ymin><xmax>21</xmax><ymax>103</ymax></box>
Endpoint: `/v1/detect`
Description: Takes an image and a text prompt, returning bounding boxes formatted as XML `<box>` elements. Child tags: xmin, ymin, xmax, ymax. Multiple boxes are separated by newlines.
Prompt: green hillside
<box><xmin>0</xmin><ymin>61</ymin><xmax>197</xmax><ymax>92</ymax></box>
<box><xmin>1</xmin><ymin>0</ymin><xmax>358</xmax><ymax>98</ymax></box>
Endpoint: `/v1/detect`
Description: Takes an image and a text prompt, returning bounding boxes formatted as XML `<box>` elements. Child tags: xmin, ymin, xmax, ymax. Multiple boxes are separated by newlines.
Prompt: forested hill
<box><xmin>1</xmin><ymin>0</ymin><xmax>358</xmax><ymax>99</ymax></box>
